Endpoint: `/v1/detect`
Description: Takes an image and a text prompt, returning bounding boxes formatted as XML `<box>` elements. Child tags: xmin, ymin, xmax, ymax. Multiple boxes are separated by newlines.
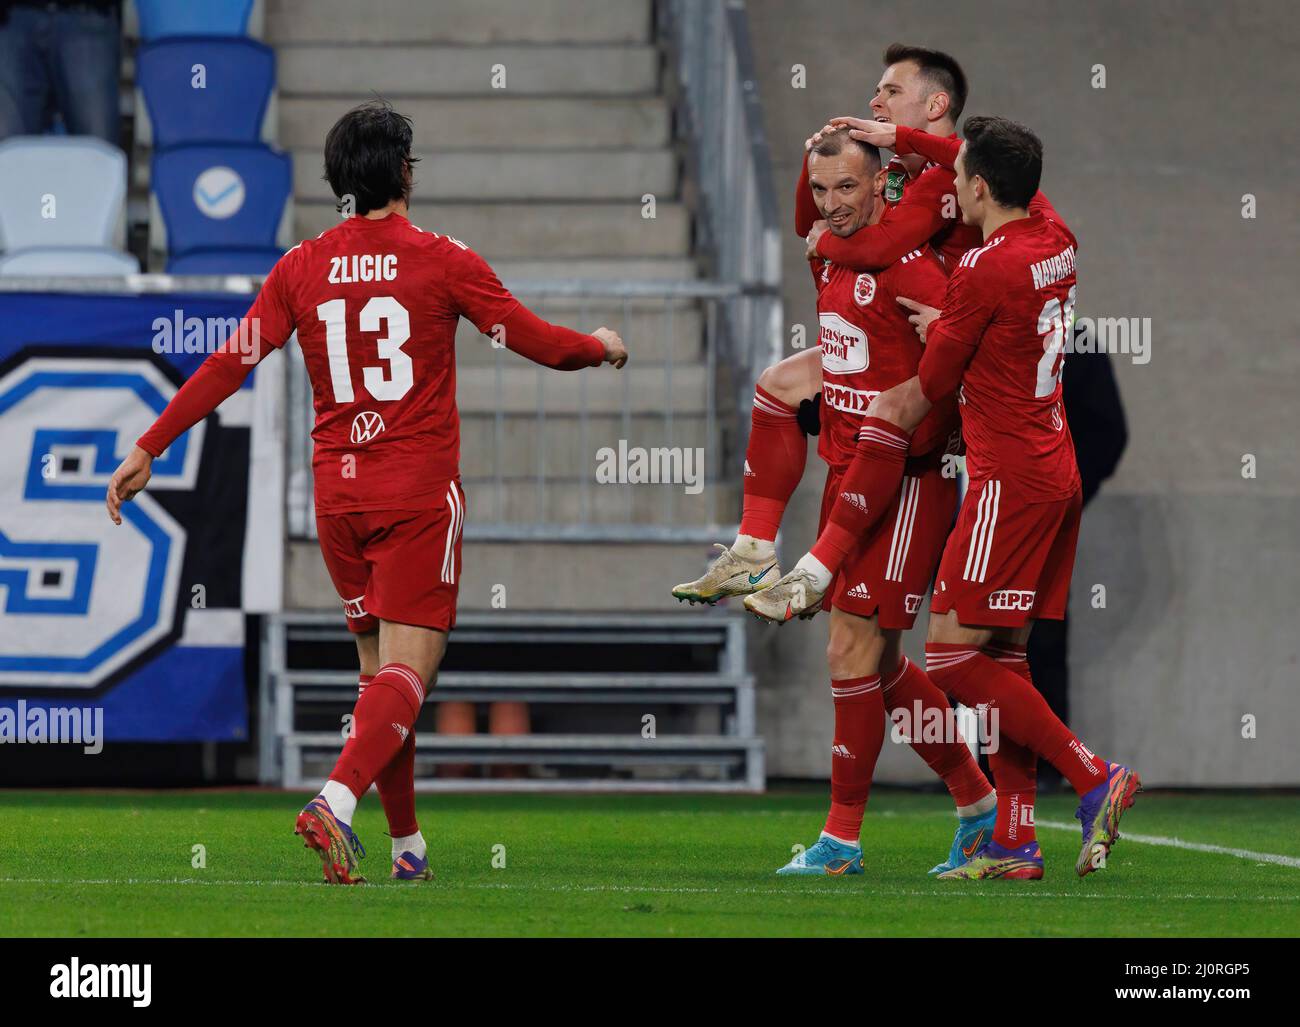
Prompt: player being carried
<box><xmin>761</xmin><ymin>114</ymin><xmax>1140</xmax><ymax>879</ymax></box>
<box><xmin>756</xmin><ymin>128</ymin><xmax>998</xmax><ymax>877</ymax></box>
<box><xmin>671</xmin><ymin>44</ymin><xmax>979</xmax><ymax>609</ymax></box>
<box><xmin>105</xmin><ymin>100</ymin><xmax>628</xmax><ymax>885</ymax></box>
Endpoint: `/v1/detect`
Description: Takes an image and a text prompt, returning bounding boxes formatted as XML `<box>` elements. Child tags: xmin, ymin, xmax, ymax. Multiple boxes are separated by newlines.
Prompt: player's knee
<box><xmin>866</xmin><ymin>389</ymin><xmax>905</xmax><ymax>426</ymax></box>
<box><xmin>825</xmin><ymin>616</ymin><xmax>878</xmax><ymax>679</ymax></box>
<box><xmin>757</xmin><ymin>355</ymin><xmax>805</xmax><ymax>407</ymax></box>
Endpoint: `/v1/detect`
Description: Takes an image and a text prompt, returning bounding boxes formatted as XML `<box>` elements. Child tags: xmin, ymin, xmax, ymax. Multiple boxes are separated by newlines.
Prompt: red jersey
<box><xmin>812</xmin><ymin>244</ymin><xmax>950</xmax><ymax>472</ymax></box>
<box><xmin>136</xmin><ymin>211</ymin><xmax>605</xmax><ymax>515</ymax></box>
<box><xmin>919</xmin><ymin>211</ymin><xmax>1082</xmax><ymax>502</ymax></box>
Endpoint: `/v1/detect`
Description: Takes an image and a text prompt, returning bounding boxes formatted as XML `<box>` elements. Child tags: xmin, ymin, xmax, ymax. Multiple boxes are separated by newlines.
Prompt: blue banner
<box><xmin>0</xmin><ymin>291</ymin><xmax>257</xmax><ymax>741</ymax></box>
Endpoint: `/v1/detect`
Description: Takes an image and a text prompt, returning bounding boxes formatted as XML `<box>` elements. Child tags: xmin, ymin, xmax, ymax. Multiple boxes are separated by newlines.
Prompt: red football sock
<box><xmin>824</xmin><ymin>674</ymin><xmax>886</xmax><ymax>842</ymax></box>
<box><xmin>330</xmin><ymin>663</ymin><xmax>425</xmax><ymax>800</ymax></box>
<box><xmin>809</xmin><ymin>418</ymin><xmax>910</xmax><ymax>573</ymax></box>
<box><xmin>925</xmin><ymin>643</ymin><xmax>1107</xmax><ymax>796</ymax></box>
<box><xmin>361</xmin><ymin>674</ymin><xmax>420</xmax><ymax>839</ymax></box>
<box><xmin>739</xmin><ymin>385</ymin><xmax>805</xmax><ymax>541</ymax></box>
<box><xmin>983</xmin><ymin>644</ymin><xmax>1037</xmax><ymax>847</ymax></box>
<box><xmin>881</xmin><ymin>656</ymin><xmax>992</xmax><ymax>808</ymax></box>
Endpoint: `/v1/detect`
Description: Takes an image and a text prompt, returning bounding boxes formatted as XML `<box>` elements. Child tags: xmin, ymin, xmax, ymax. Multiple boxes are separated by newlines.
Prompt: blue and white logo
<box><xmin>0</xmin><ymin>357</ymin><xmax>203</xmax><ymax>687</ymax></box>
<box><xmin>193</xmin><ymin>166</ymin><xmax>245</xmax><ymax>220</ymax></box>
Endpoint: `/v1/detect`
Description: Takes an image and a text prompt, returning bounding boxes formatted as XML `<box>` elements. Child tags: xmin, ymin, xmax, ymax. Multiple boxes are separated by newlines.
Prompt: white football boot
<box><xmin>742</xmin><ymin>566</ymin><xmax>826</xmax><ymax>622</ymax></box>
<box><xmin>671</xmin><ymin>544</ymin><xmax>780</xmax><ymax>605</ymax></box>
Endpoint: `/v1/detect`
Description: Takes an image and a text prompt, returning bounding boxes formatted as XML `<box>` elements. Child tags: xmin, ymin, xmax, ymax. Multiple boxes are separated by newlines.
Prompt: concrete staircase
<box><xmin>268</xmin><ymin>0</ymin><xmax>738</xmax><ymax>609</ymax></box>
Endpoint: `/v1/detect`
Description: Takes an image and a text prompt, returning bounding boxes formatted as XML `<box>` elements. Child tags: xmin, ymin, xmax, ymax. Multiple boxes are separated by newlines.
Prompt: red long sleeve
<box><xmin>498</xmin><ymin>303</ymin><xmax>604</xmax><ymax>370</ymax></box>
<box><xmin>136</xmin><ymin>344</ymin><xmax>258</xmax><ymax>457</ymax></box>
<box><xmin>894</xmin><ymin>126</ymin><xmax>961</xmax><ymax>169</ymax></box>
<box><xmin>795</xmin><ymin>152</ymin><xmax>821</xmax><ymax>237</ymax></box>
<box><xmin>816</xmin><ymin>201</ymin><xmax>946</xmax><ymax>271</ymax></box>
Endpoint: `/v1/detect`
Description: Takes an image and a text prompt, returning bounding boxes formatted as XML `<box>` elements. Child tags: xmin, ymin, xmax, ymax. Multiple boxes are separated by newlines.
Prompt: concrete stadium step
<box><xmin>277</xmin><ymin>44</ymin><xmax>659</xmax><ymax>96</ymax></box>
<box><xmin>294</xmin><ymin>202</ymin><xmax>690</xmax><ymax>258</ymax></box>
<box><xmin>455</xmin><ymin>363</ymin><xmax>706</xmax><ymax>413</ymax></box>
<box><xmin>290</xmin><ymin>148</ymin><xmax>677</xmax><ymax>202</ymax></box>
<box><xmin>286</xmin><ymin>540</ymin><xmax>745</xmax><ymax>612</ymax></box>
<box><xmin>450</xmin><ymin>481</ymin><xmax>731</xmax><ymax>530</ymax></box>
<box><xmin>279</xmin><ymin>97</ymin><xmax>669</xmax><ymax>151</ymax></box>
<box><xmin>265</xmin><ymin>0</ymin><xmax>652</xmax><ymax>46</ymax></box>
<box><xmin>454</xmin><ymin>305</ymin><xmax>704</xmax><ymax>365</ymax></box>
<box><xmin>459</xmin><ymin>413</ymin><xmax>711</xmax><ymax>477</ymax></box>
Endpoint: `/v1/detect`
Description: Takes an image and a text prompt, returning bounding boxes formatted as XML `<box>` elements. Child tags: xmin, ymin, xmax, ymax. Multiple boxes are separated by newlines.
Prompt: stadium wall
<box><xmin>745</xmin><ymin>0</ymin><xmax>1300</xmax><ymax>785</ymax></box>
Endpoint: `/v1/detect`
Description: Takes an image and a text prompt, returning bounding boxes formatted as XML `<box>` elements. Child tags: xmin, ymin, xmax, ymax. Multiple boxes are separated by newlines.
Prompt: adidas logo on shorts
<box><xmin>744</xmin><ymin>460</ymin><xmax>756</xmax><ymax>477</ymax></box>
<box><xmin>846</xmin><ymin>582</ymin><xmax>871</xmax><ymax>599</ymax></box>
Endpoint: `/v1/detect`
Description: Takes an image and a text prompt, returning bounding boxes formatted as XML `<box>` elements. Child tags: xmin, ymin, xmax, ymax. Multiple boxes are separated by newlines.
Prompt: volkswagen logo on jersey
<box><xmin>350</xmin><ymin>411</ymin><xmax>385</xmax><ymax>444</ymax></box>
<box><xmin>853</xmin><ymin>273</ymin><xmax>877</xmax><ymax>307</ymax></box>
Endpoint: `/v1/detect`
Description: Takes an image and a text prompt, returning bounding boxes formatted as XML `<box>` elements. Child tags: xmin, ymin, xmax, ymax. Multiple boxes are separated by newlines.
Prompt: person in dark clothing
<box><xmin>0</xmin><ymin>1</ymin><xmax>122</xmax><ymax>144</ymax></box>
<box><xmin>1027</xmin><ymin>324</ymin><xmax>1127</xmax><ymax>788</ymax></box>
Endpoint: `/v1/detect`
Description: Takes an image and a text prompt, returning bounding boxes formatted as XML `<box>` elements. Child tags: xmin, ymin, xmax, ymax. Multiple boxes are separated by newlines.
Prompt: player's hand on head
<box><xmin>105</xmin><ymin>445</ymin><xmax>154</xmax><ymax>525</ymax></box>
<box><xmin>897</xmin><ymin>296</ymin><xmax>941</xmax><ymax>343</ymax></box>
<box><xmin>592</xmin><ymin>327</ymin><xmax>628</xmax><ymax>369</ymax></box>
<box><xmin>832</xmin><ymin>116</ymin><xmax>895</xmax><ymax>150</ymax></box>
<box><xmin>805</xmin><ymin>220</ymin><xmax>829</xmax><ymax>260</ymax></box>
<box><xmin>805</xmin><ymin>122</ymin><xmax>839</xmax><ymax>152</ymax></box>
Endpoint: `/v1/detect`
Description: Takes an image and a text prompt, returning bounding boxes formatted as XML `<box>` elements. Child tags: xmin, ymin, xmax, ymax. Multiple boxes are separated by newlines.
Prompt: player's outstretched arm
<box><xmin>495</xmin><ymin>304</ymin><xmax>626</xmax><ymax>370</ymax></box>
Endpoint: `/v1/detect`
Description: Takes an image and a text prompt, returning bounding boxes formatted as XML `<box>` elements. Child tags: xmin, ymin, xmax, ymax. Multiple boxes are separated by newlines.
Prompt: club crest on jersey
<box><xmin>853</xmin><ymin>273</ymin><xmax>877</xmax><ymax>307</ymax></box>
<box><xmin>350</xmin><ymin>410</ymin><xmax>385</xmax><ymax>444</ymax></box>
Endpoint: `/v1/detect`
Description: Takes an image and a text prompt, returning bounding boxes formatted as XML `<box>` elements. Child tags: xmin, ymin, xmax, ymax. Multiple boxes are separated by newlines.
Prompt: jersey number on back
<box><xmin>1035</xmin><ymin>286</ymin><xmax>1076</xmax><ymax>398</ymax></box>
<box><xmin>316</xmin><ymin>296</ymin><xmax>412</xmax><ymax>403</ymax></box>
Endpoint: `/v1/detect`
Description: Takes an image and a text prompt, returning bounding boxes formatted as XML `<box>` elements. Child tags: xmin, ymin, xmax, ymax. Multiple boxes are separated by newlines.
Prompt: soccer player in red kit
<box><xmin>105</xmin><ymin>101</ymin><xmax>628</xmax><ymax>884</ymax></box>
<box><xmin>670</xmin><ymin>45</ymin><xmax>979</xmax><ymax>605</ymax></box>
<box><xmin>733</xmin><ymin>129</ymin><xmax>995</xmax><ymax>877</ymax></box>
<box><xmin>775</xmin><ymin>116</ymin><xmax>1140</xmax><ymax>879</ymax></box>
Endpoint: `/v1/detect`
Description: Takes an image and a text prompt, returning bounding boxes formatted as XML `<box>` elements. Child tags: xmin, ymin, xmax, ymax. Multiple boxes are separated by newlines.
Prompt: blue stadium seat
<box><xmin>165</xmin><ymin>247</ymin><xmax>281</xmax><ymax>274</ymax></box>
<box><xmin>137</xmin><ymin>37</ymin><xmax>275</xmax><ymax>149</ymax></box>
<box><xmin>135</xmin><ymin>0</ymin><xmax>254</xmax><ymax>41</ymax></box>
<box><xmin>152</xmin><ymin>143</ymin><xmax>291</xmax><ymax>269</ymax></box>
<box><xmin>0</xmin><ymin>137</ymin><xmax>128</xmax><ymax>251</ymax></box>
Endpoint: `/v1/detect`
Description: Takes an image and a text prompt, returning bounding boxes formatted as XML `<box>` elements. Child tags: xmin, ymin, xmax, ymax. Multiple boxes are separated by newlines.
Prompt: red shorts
<box><xmin>315</xmin><ymin>479</ymin><xmax>466</xmax><ymax>634</ymax></box>
<box><xmin>930</xmin><ymin>479</ymin><xmax>1082</xmax><ymax>627</ymax></box>
<box><xmin>818</xmin><ymin>461</ymin><xmax>957</xmax><ymax>628</ymax></box>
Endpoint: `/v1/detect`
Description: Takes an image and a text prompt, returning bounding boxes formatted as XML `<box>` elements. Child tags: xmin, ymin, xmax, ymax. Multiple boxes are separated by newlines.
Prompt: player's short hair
<box><xmin>323</xmin><ymin>99</ymin><xmax>421</xmax><ymax>215</ymax></box>
<box><xmin>960</xmin><ymin>115</ymin><xmax>1043</xmax><ymax>209</ymax></box>
<box><xmin>883</xmin><ymin>43</ymin><xmax>968</xmax><ymax>122</ymax></box>
<box><xmin>809</xmin><ymin>130</ymin><xmax>881</xmax><ymax>173</ymax></box>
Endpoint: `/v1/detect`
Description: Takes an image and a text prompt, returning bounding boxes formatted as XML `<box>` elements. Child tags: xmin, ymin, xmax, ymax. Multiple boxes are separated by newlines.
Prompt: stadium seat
<box><xmin>0</xmin><ymin>247</ymin><xmax>140</xmax><ymax>276</ymax></box>
<box><xmin>0</xmin><ymin>137</ymin><xmax>128</xmax><ymax>252</ymax></box>
<box><xmin>151</xmin><ymin>143</ymin><xmax>291</xmax><ymax>269</ymax></box>
<box><xmin>165</xmin><ymin>247</ymin><xmax>281</xmax><ymax>274</ymax></box>
<box><xmin>134</xmin><ymin>0</ymin><xmax>254</xmax><ymax>41</ymax></box>
<box><xmin>137</xmin><ymin>37</ymin><xmax>275</xmax><ymax>149</ymax></box>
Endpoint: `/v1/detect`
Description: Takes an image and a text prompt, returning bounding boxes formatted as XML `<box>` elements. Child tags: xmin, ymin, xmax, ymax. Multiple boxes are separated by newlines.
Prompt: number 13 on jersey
<box><xmin>316</xmin><ymin>296</ymin><xmax>413</xmax><ymax>403</ymax></box>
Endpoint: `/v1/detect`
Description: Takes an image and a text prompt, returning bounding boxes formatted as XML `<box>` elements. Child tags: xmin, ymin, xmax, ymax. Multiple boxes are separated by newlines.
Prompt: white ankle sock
<box><xmin>794</xmin><ymin>552</ymin><xmax>833</xmax><ymax>592</ymax></box>
<box><xmin>392</xmin><ymin>831</ymin><xmax>426</xmax><ymax>861</ymax></box>
<box><xmin>319</xmin><ymin>780</ymin><xmax>357</xmax><ymax>826</ymax></box>
<box><xmin>957</xmin><ymin>792</ymin><xmax>997</xmax><ymax>818</ymax></box>
<box><xmin>821</xmin><ymin>830</ymin><xmax>860</xmax><ymax>848</ymax></box>
<box><xmin>732</xmin><ymin>534</ymin><xmax>776</xmax><ymax>562</ymax></box>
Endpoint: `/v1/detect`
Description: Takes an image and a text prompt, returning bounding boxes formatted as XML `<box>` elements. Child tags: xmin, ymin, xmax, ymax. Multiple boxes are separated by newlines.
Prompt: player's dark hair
<box><xmin>960</xmin><ymin>116</ymin><xmax>1043</xmax><ymax>209</ymax></box>
<box><xmin>883</xmin><ymin>43</ymin><xmax>968</xmax><ymax>122</ymax></box>
<box><xmin>810</xmin><ymin>130</ymin><xmax>881</xmax><ymax>172</ymax></box>
<box><xmin>323</xmin><ymin>99</ymin><xmax>421</xmax><ymax>216</ymax></box>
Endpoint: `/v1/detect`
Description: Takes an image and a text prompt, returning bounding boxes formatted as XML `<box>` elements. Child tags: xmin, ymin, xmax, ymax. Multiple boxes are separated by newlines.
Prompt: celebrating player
<box><xmin>671</xmin><ymin>45</ymin><xmax>977</xmax><ymax>605</ymax></box>
<box><xmin>770</xmin><ymin>116</ymin><xmax>1140</xmax><ymax>878</ymax></box>
<box><xmin>105</xmin><ymin>100</ymin><xmax>628</xmax><ymax>884</ymax></box>
<box><xmin>761</xmin><ymin>129</ymin><xmax>997</xmax><ymax>876</ymax></box>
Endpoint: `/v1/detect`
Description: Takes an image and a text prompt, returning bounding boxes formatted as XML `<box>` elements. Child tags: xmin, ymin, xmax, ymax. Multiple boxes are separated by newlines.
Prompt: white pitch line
<box><xmin>1036</xmin><ymin>819</ymin><xmax>1300</xmax><ymax>869</ymax></box>
<box><xmin>0</xmin><ymin>877</ymin><xmax>1295</xmax><ymax>902</ymax></box>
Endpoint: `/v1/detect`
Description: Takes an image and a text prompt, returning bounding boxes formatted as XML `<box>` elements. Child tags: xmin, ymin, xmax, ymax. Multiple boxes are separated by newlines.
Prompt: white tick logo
<box><xmin>351</xmin><ymin>410</ymin><xmax>385</xmax><ymax>444</ymax></box>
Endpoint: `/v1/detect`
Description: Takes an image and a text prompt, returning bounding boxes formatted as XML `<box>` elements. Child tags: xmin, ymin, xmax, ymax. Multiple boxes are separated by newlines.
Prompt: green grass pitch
<box><xmin>1</xmin><ymin>789</ymin><xmax>1297</xmax><ymax>937</ymax></box>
